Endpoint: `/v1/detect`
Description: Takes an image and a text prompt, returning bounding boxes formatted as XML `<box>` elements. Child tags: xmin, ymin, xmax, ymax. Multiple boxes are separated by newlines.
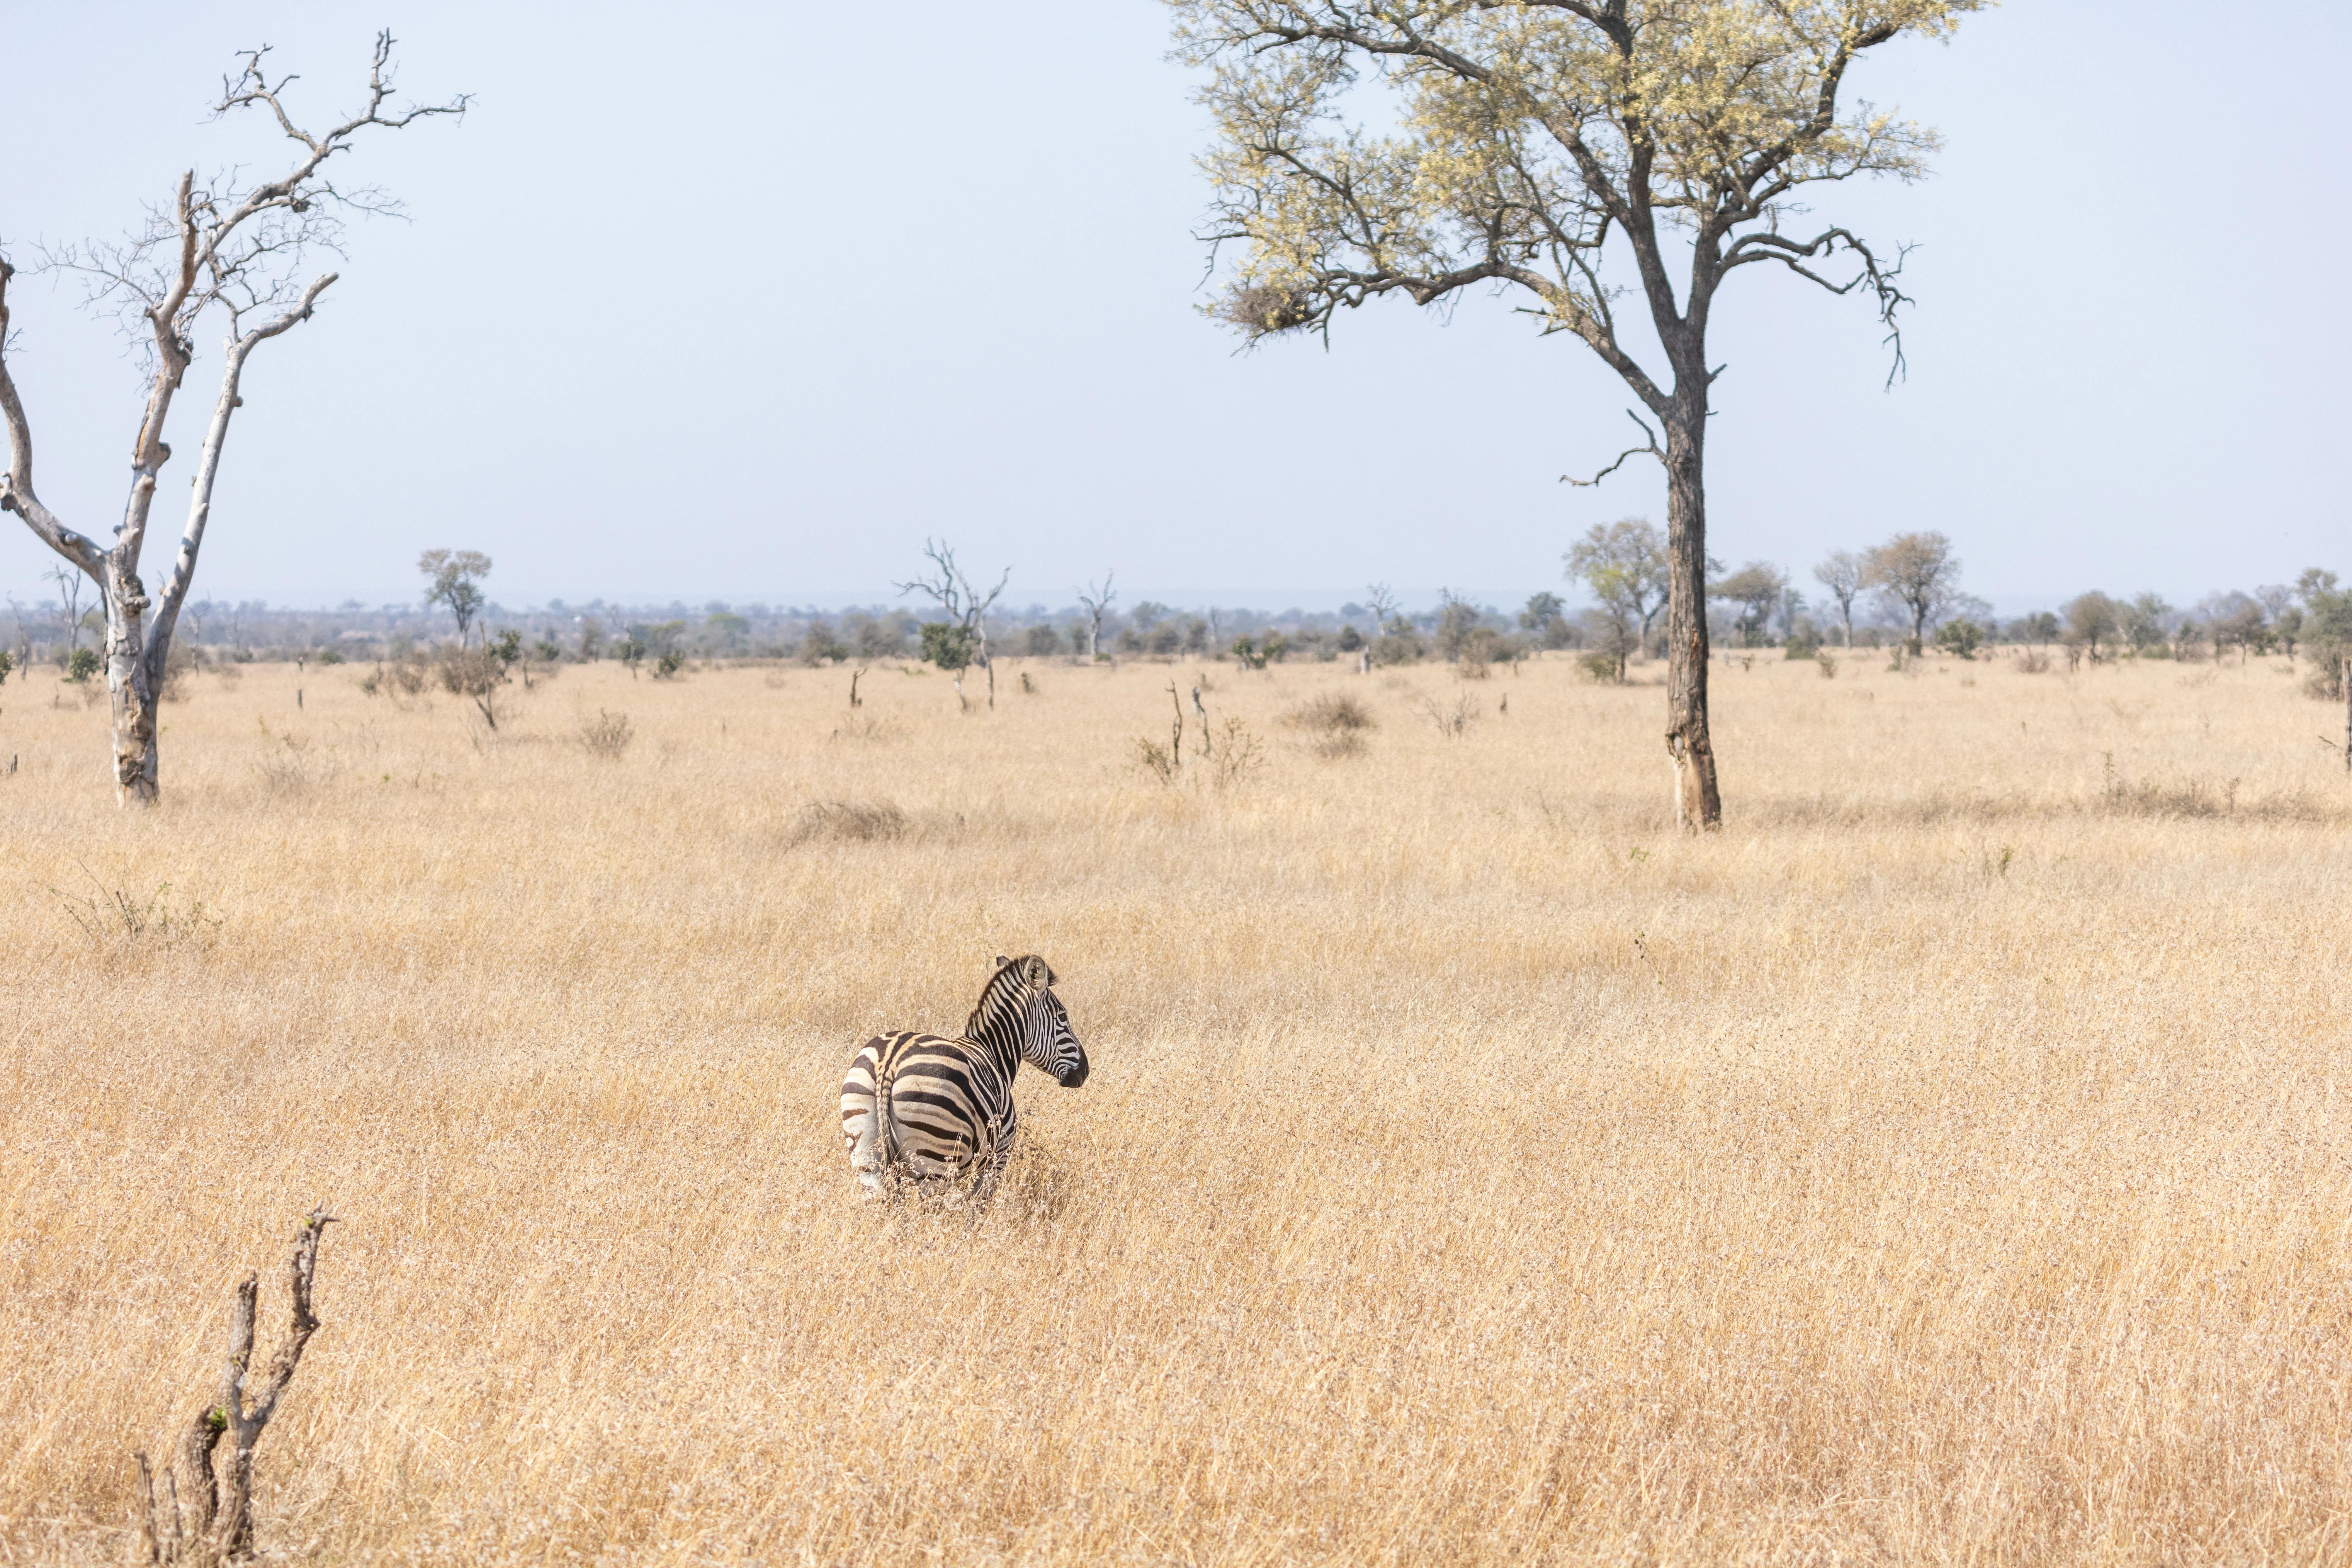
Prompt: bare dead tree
<box><xmin>1077</xmin><ymin>571</ymin><xmax>1117</xmax><ymax>661</ymax></box>
<box><xmin>136</xmin><ymin>1207</ymin><xmax>337</xmax><ymax>1564</ymax></box>
<box><xmin>898</xmin><ymin>538</ymin><xmax>1010</xmax><ymax>708</ymax></box>
<box><xmin>0</xmin><ymin>34</ymin><xmax>466</xmax><ymax>805</ymax></box>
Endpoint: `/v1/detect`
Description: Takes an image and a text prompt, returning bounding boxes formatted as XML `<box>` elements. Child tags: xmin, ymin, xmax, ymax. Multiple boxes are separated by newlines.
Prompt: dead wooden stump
<box><xmin>134</xmin><ymin>1206</ymin><xmax>336</xmax><ymax>1564</ymax></box>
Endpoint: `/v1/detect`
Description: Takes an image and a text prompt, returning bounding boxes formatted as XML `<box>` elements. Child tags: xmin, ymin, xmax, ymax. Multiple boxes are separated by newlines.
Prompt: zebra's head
<box><xmin>980</xmin><ymin>953</ymin><xmax>1089</xmax><ymax>1089</ymax></box>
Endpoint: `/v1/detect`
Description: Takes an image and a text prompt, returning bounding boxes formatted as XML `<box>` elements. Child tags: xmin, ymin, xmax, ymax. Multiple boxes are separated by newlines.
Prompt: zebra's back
<box><xmin>840</xmin><ymin>1030</ymin><xmax>1018</xmax><ymax>1194</ymax></box>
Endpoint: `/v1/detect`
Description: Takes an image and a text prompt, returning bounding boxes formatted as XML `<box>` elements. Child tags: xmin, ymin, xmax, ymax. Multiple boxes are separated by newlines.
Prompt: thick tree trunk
<box><xmin>1662</xmin><ymin>414</ymin><xmax>1720</xmax><ymax>831</ymax></box>
<box><xmin>102</xmin><ymin>561</ymin><xmax>161</xmax><ymax>805</ymax></box>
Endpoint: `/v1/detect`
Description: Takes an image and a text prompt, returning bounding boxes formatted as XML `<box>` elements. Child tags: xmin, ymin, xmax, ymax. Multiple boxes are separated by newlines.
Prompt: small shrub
<box><xmin>1420</xmin><ymin>690</ymin><xmax>1480</xmax><ymax>739</ymax></box>
<box><xmin>1133</xmin><ymin>736</ymin><xmax>1180</xmax><ymax>785</ymax></box>
<box><xmin>785</xmin><ymin>799</ymin><xmax>909</xmax><ymax>846</ymax></box>
<box><xmin>65</xmin><ymin>647</ymin><xmax>101</xmax><ymax>683</ymax></box>
<box><xmin>53</xmin><ymin>868</ymin><xmax>219</xmax><ymax>953</ymax></box>
<box><xmin>1281</xmin><ymin>691</ymin><xmax>1378</xmax><ymax>737</ymax></box>
<box><xmin>1579</xmin><ymin>650</ymin><xmax>1626</xmax><ymax>684</ymax></box>
<box><xmin>580</xmin><ymin>709</ymin><xmax>634</xmax><ymax>760</ymax></box>
<box><xmin>318</xmin><ymin>647</ymin><xmax>345</xmax><ymax>666</ymax></box>
<box><xmin>1815</xmin><ymin>651</ymin><xmax>1838</xmax><ymax>679</ymax></box>
<box><xmin>2014</xmin><ymin>649</ymin><xmax>2051</xmax><ymax>674</ymax></box>
<box><xmin>1309</xmin><ymin>729</ymin><xmax>1367</xmax><ymax>760</ymax></box>
<box><xmin>1210</xmin><ymin>718</ymin><xmax>1265</xmax><ymax>788</ymax></box>
<box><xmin>653</xmin><ymin>649</ymin><xmax>688</xmax><ymax>680</ymax></box>
<box><xmin>830</xmin><ymin>710</ymin><xmax>907</xmax><ymax>744</ymax></box>
<box><xmin>254</xmin><ymin>721</ymin><xmax>339</xmax><ymax>797</ymax></box>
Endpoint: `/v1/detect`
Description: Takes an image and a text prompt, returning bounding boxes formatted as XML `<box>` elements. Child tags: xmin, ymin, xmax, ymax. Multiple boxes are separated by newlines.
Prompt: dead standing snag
<box><xmin>0</xmin><ymin>34</ymin><xmax>465</xmax><ymax>805</ymax></box>
<box><xmin>135</xmin><ymin>1207</ymin><xmax>337</xmax><ymax>1563</ymax></box>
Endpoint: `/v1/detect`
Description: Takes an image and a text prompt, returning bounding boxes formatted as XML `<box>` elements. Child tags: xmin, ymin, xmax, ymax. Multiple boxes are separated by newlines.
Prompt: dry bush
<box><xmin>50</xmin><ymin>868</ymin><xmax>218</xmax><ymax>955</ymax></box>
<box><xmin>785</xmin><ymin>797</ymin><xmax>909</xmax><ymax>846</ymax></box>
<box><xmin>1419</xmin><ymin>688</ymin><xmax>1481</xmax><ymax>739</ymax></box>
<box><xmin>5</xmin><ymin>658</ymin><xmax>2352</xmax><ymax>1566</ymax></box>
<box><xmin>1281</xmin><ymin>691</ymin><xmax>1377</xmax><ymax>736</ymax></box>
<box><xmin>1282</xmin><ymin>691</ymin><xmax>1376</xmax><ymax>761</ymax></box>
<box><xmin>2014</xmin><ymin>647</ymin><xmax>2052</xmax><ymax>673</ymax></box>
<box><xmin>1208</xmin><ymin>717</ymin><xmax>1264</xmax><ymax>787</ymax></box>
<box><xmin>1133</xmin><ymin>735</ymin><xmax>1179</xmax><ymax>785</ymax></box>
<box><xmin>578</xmin><ymin>708</ymin><xmax>634</xmax><ymax>760</ymax></box>
<box><xmin>829</xmin><ymin>710</ymin><xmax>906</xmax><ymax>744</ymax></box>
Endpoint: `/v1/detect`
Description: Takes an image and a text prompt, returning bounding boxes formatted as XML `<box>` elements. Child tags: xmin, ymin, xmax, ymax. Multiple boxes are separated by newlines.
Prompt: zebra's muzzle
<box><xmin>1057</xmin><ymin>1058</ymin><xmax>1089</xmax><ymax>1089</ymax></box>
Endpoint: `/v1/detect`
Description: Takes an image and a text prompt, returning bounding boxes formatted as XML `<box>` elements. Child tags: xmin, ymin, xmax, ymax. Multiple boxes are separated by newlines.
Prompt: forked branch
<box><xmin>136</xmin><ymin>1206</ymin><xmax>338</xmax><ymax>1563</ymax></box>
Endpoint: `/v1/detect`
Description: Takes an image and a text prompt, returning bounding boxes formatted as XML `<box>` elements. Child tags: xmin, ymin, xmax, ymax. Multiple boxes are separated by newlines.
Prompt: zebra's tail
<box><xmin>868</xmin><ymin>1045</ymin><xmax>899</xmax><ymax>1193</ymax></box>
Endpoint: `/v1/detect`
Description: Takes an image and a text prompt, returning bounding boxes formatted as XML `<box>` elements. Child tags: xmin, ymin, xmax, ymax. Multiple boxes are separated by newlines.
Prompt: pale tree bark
<box><xmin>1173</xmin><ymin>0</ymin><xmax>1980</xmax><ymax>827</ymax></box>
<box><xmin>0</xmin><ymin>34</ymin><xmax>464</xmax><ymax>806</ymax></box>
<box><xmin>1078</xmin><ymin>571</ymin><xmax>1117</xmax><ymax>661</ymax></box>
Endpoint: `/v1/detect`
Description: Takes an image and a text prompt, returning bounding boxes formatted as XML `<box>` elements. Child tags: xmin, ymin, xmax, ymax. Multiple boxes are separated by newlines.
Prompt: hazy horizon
<box><xmin>1</xmin><ymin>3</ymin><xmax>2345</xmax><ymax>614</ymax></box>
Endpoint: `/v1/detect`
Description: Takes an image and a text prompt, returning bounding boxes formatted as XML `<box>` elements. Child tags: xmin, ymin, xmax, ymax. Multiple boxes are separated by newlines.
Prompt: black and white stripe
<box><xmin>840</xmin><ymin>954</ymin><xmax>1089</xmax><ymax>1196</ymax></box>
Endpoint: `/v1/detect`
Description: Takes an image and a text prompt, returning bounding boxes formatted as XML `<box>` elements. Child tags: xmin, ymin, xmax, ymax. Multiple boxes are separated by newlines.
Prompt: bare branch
<box><xmin>1560</xmin><ymin>409</ymin><xmax>1665</xmax><ymax>487</ymax></box>
<box><xmin>0</xmin><ymin>258</ymin><xmax>105</xmax><ymax>576</ymax></box>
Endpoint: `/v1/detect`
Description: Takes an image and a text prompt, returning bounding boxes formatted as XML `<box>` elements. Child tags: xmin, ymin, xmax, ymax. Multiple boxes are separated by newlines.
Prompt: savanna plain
<box><xmin>3</xmin><ymin>646</ymin><xmax>2349</xmax><ymax>1566</ymax></box>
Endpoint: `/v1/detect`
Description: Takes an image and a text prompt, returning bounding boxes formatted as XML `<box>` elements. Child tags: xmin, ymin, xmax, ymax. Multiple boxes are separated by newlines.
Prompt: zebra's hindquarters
<box><xmin>838</xmin><ymin>1030</ymin><xmax>1009</xmax><ymax>1198</ymax></box>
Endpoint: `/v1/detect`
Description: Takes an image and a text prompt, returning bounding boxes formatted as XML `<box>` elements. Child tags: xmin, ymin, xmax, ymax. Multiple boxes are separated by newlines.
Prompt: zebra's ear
<box><xmin>993</xmin><ymin>953</ymin><xmax>1012</xmax><ymax>970</ymax></box>
<box><xmin>1022</xmin><ymin>956</ymin><xmax>1054</xmax><ymax>987</ymax></box>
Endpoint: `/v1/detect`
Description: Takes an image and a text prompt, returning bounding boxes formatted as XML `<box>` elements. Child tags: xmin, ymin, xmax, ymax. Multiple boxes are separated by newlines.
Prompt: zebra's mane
<box><xmin>967</xmin><ymin>954</ymin><xmax>1054</xmax><ymax>1038</ymax></box>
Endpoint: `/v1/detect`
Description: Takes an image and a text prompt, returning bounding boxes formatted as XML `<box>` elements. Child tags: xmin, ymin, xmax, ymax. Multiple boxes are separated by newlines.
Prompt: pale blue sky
<box><xmin>0</xmin><ymin>3</ymin><xmax>2345</xmax><ymax>613</ymax></box>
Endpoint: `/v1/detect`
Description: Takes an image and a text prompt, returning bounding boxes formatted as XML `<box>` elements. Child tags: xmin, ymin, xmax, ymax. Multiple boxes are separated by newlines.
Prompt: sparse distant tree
<box><xmin>1175</xmin><ymin>0</ymin><xmax>1988</xmax><ymax>828</ymax></box>
<box><xmin>1861</xmin><ymin>532</ymin><xmax>1961</xmax><ymax>654</ymax></box>
<box><xmin>419</xmin><ymin>549</ymin><xmax>491</xmax><ymax>645</ymax></box>
<box><xmin>900</xmin><ymin>539</ymin><xmax>1009</xmax><ymax>706</ymax></box>
<box><xmin>2011</xmin><ymin>610</ymin><xmax>2060</xmax><ymax>648</ymax></box>
<box><xmin>43</xmin><ymin>564</ymin><xmax>91</xmax><ymax>661</ymax></box>
<box><xmin>2118</xmin><ymin>592</ymin><xmax>2173</xmax><ymax>655</ymax></box>
<box><xmin>1519</xmin><ymin>591</ymin><xmax>1569</xmax><ymax>649</ymax></box>
<box><xmin>0</xmin><ymin>35</ymin><xmax>465</xmax><ymax>805</ymax></box>
<box><xmin>1813</xmin><ymin>551</ymin><xmax>1864</xmax><ymax>647</ymax></box>
<box><xmin>1772</xmin><ymin>586</ymin><xmax>1809</xmax><ymax>641</ymax></box>
<box><xmin>1566</xmin><ymin>520</ymin><xmax>1669</xmax><ymax>652</ymax></box>
<box><xmin>2063</xmin><ymin>591</ymin><xmax>2120</xmax><ymax>662</ymax></box>
<box><xmin>1076</xmin><ymin>571</ymin><xmax>1117</xmax><ymax>661</ymax></box>
<box><xmin>576</xmin><ymin>616</ymin><xmax>605</xmax><ymax>662</ymax></box>
<box><xmin>1711</xmin><ymin>562</ymin><xmax>1789</xmax><ymax>648</ymax></box>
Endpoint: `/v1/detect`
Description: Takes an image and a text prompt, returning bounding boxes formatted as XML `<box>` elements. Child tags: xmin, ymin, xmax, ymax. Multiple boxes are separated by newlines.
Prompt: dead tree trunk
<box><xmin>0</xmin><ymin>37</ymin><xmax>462</xmax><ymax>806</ymax></box>
<box><xmin>136</xmin><ymin>1207</ymin><xmax>337</xmax><ymax>1564</ymax></box>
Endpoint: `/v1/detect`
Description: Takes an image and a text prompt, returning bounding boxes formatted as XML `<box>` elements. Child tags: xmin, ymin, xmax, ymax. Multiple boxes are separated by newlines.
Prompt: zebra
<box><xmin>839</xmin><ymin>954</ymin><xmax>1089</xmax><ymax>1198</ymax></box>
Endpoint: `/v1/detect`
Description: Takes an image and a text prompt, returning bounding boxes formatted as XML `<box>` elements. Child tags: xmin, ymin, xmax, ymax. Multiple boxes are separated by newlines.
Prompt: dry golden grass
<box><xmin>3</xmin><ymin>647</ymin><xmax>2349</xmax><ymax>1565</ymax></box>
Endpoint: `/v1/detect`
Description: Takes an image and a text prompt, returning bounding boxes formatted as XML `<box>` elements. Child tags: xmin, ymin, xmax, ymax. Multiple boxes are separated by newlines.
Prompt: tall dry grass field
<box><xmin>3</xmin><ymin>647</ymin><xmax>2349</xmax><ymax>1565</ymax></box>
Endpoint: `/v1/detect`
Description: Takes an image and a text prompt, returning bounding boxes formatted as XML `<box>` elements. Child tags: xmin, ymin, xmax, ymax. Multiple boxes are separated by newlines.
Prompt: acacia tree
<box><xmin>1861</xmin><ymin>529</ymin><xmax>1960</xmax><ymax>652</ymax></box>
<box><xmin>1712</xmin><ymin>560</ymin><xmax>1788</xmax><ymax>647</ymax></box>
<box><xmin>1565</xmin><ymin>517</ymin><xmax>1668</xmax><ymax>650</ymax></box>
<box><xmin>1813</xmin><ymin>549</ymin><xmax>1863</xmax><ymax>645</ymax></box>
<box><xmin>1172</xmin><ymin>0</ymin><xmax>1982</xmax><ymax>827</ymax></box>
<box><xmin>420</xmin><ymin>548</ymin><xmax>492</xmax><ymax>645</ymax></box>
<box><xmin>0</xmin><ymin>36</ymin><xmax>464</xmax><ymax>804</ymax></box>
